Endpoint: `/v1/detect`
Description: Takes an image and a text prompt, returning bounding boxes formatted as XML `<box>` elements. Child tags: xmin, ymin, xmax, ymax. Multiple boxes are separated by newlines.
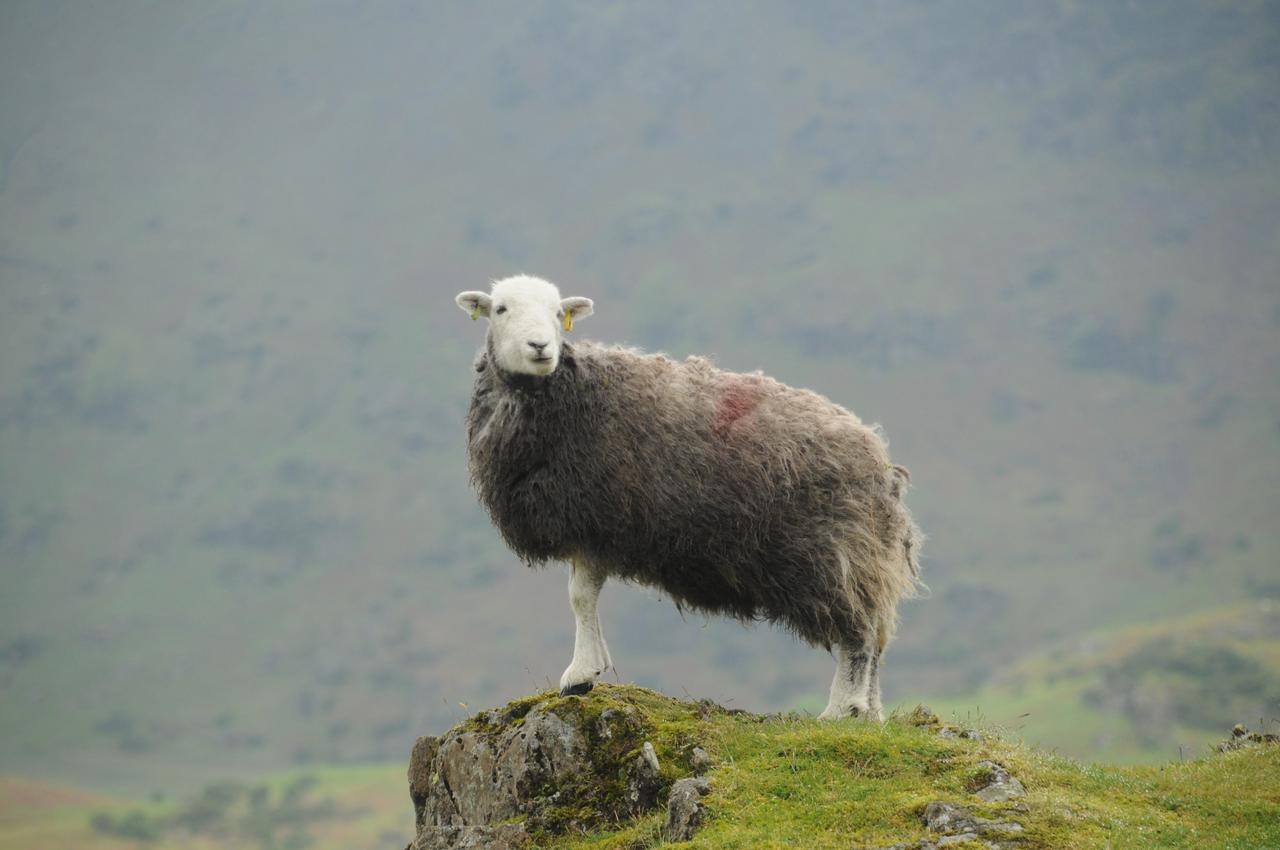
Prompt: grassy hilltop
<box><xmin>6</xmin><ymin>685</ymin><xmax>1277</xmax><ymax>850</ymax></box>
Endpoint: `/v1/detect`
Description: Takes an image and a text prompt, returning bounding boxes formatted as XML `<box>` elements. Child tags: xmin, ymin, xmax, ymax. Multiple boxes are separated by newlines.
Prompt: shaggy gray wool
<box><xmin>465</xmin><ymin>336</ymin><xmax>922</xmax><ymax>650</ymax></box>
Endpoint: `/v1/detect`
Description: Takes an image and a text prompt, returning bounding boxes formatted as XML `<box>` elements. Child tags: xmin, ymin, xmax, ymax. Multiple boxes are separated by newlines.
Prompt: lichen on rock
<box><xmin>971</xmin><ymin>761</ymin><xmax>1025</xmax><ymax>802</ymax></box>
<box><xmin>406</xmin><ymin>685</ymin><xmax>727</xmax><ymax>849</ymax></box>
<box><xmin>664</xmin><ymin>776</ymin><xmax>712</xmax><ymax>842</ymax></box>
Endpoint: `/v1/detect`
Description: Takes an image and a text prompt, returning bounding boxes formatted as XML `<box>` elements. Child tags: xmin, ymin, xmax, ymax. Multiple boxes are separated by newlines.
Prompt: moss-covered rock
<box><xmin>408</xmin><ymin>684</ymin><xmax>728</xmax><ymax>849</ymax></box>
<box><xmin>407</xmin><ymin>687</ymin><xmax>1280</xmax><ymax>849</ymax></box>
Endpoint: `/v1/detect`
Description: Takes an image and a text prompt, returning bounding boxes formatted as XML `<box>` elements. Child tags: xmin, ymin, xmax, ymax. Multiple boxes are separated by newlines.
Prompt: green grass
<box><xmin>526</xmin><ymin>686</ymin><xmax>1280</xmax><ymax>849</ymax></box>
<box><xmin>694</xmin><ymin>725</ymin><xmax>1280</xmax><ymax>849</ymax></box>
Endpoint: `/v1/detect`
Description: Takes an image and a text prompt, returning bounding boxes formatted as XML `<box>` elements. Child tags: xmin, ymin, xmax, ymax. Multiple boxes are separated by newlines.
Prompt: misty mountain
<box><xmin>1</xmin><ymin>0</ymin><xmax>1277</xmax><ymax>792</ymax></box>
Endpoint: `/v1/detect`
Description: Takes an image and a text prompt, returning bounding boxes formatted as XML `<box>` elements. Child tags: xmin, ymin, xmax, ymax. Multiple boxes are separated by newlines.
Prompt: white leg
<box><xmin>818</xmin><ymin>636</ymin><xmax>881</xmax><ymax>721</ymax></box>
<box><xmin>559</xmin><ymin>558</ymin><xmax>611</xmax><ymax>696</ymax></box>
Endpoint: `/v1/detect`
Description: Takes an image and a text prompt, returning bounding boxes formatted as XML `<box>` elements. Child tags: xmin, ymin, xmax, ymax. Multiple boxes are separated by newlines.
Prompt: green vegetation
<box><xmin>86</xmin><ymin>776</ymin><xmax>338</xmax><ymax>848</ymax></box>
<box><xmin>520</xmin><ymin>686</ymin><xmax>1280</xmax><ymax>849</ymax></box>
<box><xmin>0</xmin><ymin>768</ymin><xmax>410</xmax><ymax>850</ymax></box>
<box><xmin>16</xmin><ymin>686</ymin><xmax>1273</xmax><ymax>850</ymax></box>
<box><xmin>472</xmin><ymin>687</ymin><xmax>726</xmax><ymax>838</ymax></box>
<box><xmin>925</xmin><ymin>604</ymin><xmax>1280</xmax><ymax>765</ymax></box>
<box><xmin>672</xmin><ymin>716</ymin><xmax>1280</xmax><ymax>850</ymax></box>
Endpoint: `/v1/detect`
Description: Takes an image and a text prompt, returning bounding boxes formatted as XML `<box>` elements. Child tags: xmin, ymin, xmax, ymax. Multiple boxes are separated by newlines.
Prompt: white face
<box><xmin>456</xmin><ymin>276</ymin><xmax>594</xmax><ymax>377</ymax></box>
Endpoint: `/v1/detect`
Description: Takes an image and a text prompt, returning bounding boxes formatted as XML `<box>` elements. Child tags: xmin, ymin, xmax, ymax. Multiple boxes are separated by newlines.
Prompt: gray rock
<box><xmin>409</xmin><ymin>736</ymin><xmax>441</xmax><ymax>830</ymax></box>
<box><xmin>921</xmin><ymin>800</ymin><xmax>1024</xmax><ymax>845</ymax></box>
<box><xmin>626</xmin><ymin>741</ymin><xmax>663</xmax><ymax>812</ymax></box>
<box><xmin>937</xmin><ymin>726</ymin><xmax>983</xmax><ymax>742</ymax></box>
<box><xmin>922</xmin><ymin>801</ymin><xmax>981</xmax><ymax>834</ymax></box>
<box><xmin>690</xmin><ymin>745</ymin><xmax>711</xmax><ymax>775</ymax></box>
<box><xmin>935</xmin><ymin>834</ymin><xmax>981</xmax><ymax>847</ymax></box>
<box><xmin>413</xmin><ymin>824</ymin><xmax>528</xmax><ymax>850</ymax></box>
<box><xmin>906</xmin><ymin>705</ymin><xmax>942</xmax><ymax>727</ymax></box>
<box><xmin>1216</xmin><ymin>723</ymin><xmax>1280</xmax><ymax>752</ymax></box>
<box><xmin>641</xmin><ymin>740</ymin><xmax>661</xmax><ymax>770</ymax></box>
<box><xmin>973</xmin><ymin>761</ymin><xmax>1026</xmax><ymax>802</ymax></box>
<box><xmin>422</xmin><ymin>705</ymin><xmax>587</xmax><ymax>827</ymax></box>
<box><xmin>983</xmin><ymin>821</ymin><xmax>1025</xmax><ymax>835</ymax></box>
<box><xmin>408</xmin><ymin>694</ymin><xmax>689</xmax><ymax>849</ymax></box>
<box><xmin>870</xmin><ymin>840</ymin><xmax>1004</xmax><ymax>850</ymax></box>
<box><xmin>665</xmin><ymin>776</ymin><xmax>711</xmax><ymax>842</ymax></box>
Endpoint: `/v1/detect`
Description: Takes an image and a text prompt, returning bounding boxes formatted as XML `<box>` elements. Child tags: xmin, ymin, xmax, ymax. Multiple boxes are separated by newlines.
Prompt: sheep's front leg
<box><xmin>559</xmin><ymin>558</ymin><xmax>612</xmax><ymax>696</ymax></box>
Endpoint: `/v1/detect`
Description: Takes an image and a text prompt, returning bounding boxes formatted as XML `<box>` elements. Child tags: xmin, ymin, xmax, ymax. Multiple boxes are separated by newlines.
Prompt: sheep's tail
<box><xmin>890</xmin><ymin>464</ymin><xmax>925</xmax><ymax>584</ymax></box>
<box><xmin>844</xmin><ymin>460</ymin><xmax>926</xmax><ymax>647</ymax></box>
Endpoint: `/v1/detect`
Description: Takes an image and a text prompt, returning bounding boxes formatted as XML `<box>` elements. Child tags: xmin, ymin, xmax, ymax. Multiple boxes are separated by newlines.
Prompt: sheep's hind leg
<box><xmin>559</xmin><ymin>558</ymin><xmax>612</xmax><ymax>697</ymax></box>
<box><xmin>866</xmin><ymin>644</ymin><xmax>884</xmax><ymax>720</ymax></box>
<box><xmin>818</xmin><ymin>628</ymin><xmax>881</xmax><ymax>721</ymax></box>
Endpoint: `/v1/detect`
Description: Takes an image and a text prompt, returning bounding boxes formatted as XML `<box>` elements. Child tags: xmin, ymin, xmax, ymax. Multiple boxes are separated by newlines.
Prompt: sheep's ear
<box><xmin>456</xmin><ymin>291</ymin><xmax>492</xmax><ymax>320</ymax></box>
<box><xmin>560</xmin><ymin>297</ymin><xmax>593</xmax><ymax>332</ymax></box>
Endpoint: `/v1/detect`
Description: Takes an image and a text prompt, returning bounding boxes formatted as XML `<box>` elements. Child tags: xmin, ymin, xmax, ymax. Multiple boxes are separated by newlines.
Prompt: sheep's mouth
<box><xmin>530</xmin><ymin>355</ymin><xmax>553</xmax><ymax>364</ymax></box>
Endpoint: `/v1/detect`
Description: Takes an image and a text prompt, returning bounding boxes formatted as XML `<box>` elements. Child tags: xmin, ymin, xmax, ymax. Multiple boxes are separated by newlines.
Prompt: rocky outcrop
<box><xmin>406</xmin><ymin>686</ymin><xmax>720</xmax><ymax>849</ymax></box>
<box><xmin>972</xmin><ymin>761</ymin><xmax>1025</xmax><ymax>803</ymax></box>
<box><xmin>916</xmin><ymin>800</ymin><xmax>1025</xmax><ymax>849</ymax></box>
<box><xmin>412</xmin><ymin>703</ymin><xmax>587</xmax><ymax>832</ymax></box>
<box><xmin>690</xmin><ymin>745</ymin><xmax>712</xmax><ymax>775</ymax></box>
<box><xmin>626</xmin><ymin>741</ymin><xmax>664</xmax><ymax>812</ymax></box>
<box><xmin>904</xmin><ymin>704</ymin><xmax>942</xmax><ymax>728</ymax></box>
<box><xmin>905</xmin><ymin>703</ymin><xmax>988</xmax><ymax>744</ymax></box>
<box><xmin>1216</xmin><ymin>723</ymin><xmax>1280</xmax><ymax>752</ymax></box>
<box><xmin>413</xmin><ymin>824</ymin><xmax>529</xmax><ymax>850</ymax></box>
<box><xmin>664</xmin><ymin>776</ymin><xmax>711</xmax><ymax>842</ymax></box>
<box><xmin>872</xmin><ymin>799</ymin><xmax>1027</xmax><ymax>850</ymax></box>
<box><xmin>405</xmin><ymin>691</ymin><xmax>1052</xmax><ymax>849</ymax></box>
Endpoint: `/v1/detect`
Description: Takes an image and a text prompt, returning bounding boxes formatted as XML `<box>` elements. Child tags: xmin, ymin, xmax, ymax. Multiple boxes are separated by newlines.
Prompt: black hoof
<box><xmin>560</xmin><ymin>680</ymin><xmax>594</xmax><ymax>697</ymax></box>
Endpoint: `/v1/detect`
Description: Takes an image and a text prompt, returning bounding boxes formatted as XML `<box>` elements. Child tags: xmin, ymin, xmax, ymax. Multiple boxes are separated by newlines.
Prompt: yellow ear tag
<box><xmin>562</xmin><ymin>312</ymin><xmax>573</xmax><ymax>332</ymax></box>
<box><xmin>470</xmin><ymin>305</ymin><xmax>481</xmax><ymax>321</ymax></box>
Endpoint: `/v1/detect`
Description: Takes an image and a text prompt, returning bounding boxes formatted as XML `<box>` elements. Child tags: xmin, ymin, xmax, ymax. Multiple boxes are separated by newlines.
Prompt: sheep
<box><xmin>454</xmin><ymin>275</ymin><xmax>922</xmax><ymax>720</ymax></box>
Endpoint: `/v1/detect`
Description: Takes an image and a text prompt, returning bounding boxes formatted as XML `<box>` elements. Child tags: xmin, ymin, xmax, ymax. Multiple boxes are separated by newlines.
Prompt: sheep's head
<box><xmin>456</xmin><ymin>275</ymin><xmax>593</xmax><ymax>377</ymax></box>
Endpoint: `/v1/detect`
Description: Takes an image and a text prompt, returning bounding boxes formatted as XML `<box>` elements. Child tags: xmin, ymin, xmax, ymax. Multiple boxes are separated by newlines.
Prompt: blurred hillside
<box><xmin>1</xmin><ymin>0</ymin><xmax>1278</xmax><ymax>795</ymax></box>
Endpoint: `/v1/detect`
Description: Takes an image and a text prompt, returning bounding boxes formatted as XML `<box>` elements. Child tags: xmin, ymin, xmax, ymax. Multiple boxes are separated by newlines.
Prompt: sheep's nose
<box><xmin>527</xmin><ymin>340</ymin><xmax>549</xmax><ymax>354</ymax></box>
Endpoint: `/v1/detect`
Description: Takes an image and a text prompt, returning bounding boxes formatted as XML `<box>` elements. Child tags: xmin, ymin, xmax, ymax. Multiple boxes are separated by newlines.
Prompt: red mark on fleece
<box><xmin>713</xmin><ymin>376</ymin><xmax>763</xmax><ymax>437</ymax></box>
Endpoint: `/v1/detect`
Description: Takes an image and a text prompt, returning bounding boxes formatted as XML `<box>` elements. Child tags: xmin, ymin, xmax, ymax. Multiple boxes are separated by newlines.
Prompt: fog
<box><xmin>2</xmin><ymin>1</ymin><xmax>1277</xmax><ymax>805</ymax></box>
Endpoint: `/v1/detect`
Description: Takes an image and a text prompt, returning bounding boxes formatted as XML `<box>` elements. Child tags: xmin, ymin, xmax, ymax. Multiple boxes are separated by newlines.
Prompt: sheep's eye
<box><xmin>495</xmin><ymin>305</ymin><xmax>507</xmax><ymax>315</ymax></box>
